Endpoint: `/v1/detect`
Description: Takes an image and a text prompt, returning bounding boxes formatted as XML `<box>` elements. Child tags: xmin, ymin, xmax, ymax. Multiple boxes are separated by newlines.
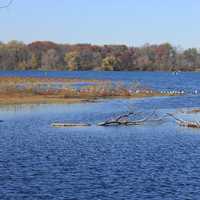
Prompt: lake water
<box><xmin>1</xmin><ymin>71</ymin><xmax>200</xmax><ymax>199</ymax></box>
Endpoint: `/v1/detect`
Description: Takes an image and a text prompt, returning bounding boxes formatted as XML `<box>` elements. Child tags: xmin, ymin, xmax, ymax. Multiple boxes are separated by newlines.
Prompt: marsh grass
<box><xmin>0</xmin><ymin>77</ymin><xmax>173</xmax><ymax>104</ymax></box>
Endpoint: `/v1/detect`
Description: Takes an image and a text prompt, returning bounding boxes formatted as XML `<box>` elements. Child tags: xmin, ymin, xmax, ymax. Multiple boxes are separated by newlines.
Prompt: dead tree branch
<box><xmin>167</xmin><ymin>113</ymin><xmax>200</xmax><ymax>128</ymax></box>
<box><xmin>0</xmin><ymin>0</ymin><xmax>14</xmax><ymax>8</ymax></box>
<box><xmin>98</xmin><ymin>110</ymin><xmax>156</xmax><ymax>126</ymax></box>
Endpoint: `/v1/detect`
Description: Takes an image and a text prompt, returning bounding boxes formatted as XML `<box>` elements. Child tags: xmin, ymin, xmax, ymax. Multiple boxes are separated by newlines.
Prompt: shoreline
<box><xmin>0</xmin><ymin>76</ymin><xmax>177</xmax><ymax>105</ymax></box>
<box><xmin>0</xmin><ymin>92</ymin><xmax>175</xmax><ymax>105</ymax></box>
<box><xmin>0</xmin><ymin>94</ymin><xmax>86</xmax><ymax>105</ymax></box>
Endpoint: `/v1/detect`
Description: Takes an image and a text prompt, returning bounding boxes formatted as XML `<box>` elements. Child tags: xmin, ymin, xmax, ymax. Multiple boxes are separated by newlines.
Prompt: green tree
<box><xmin>64</xmin><ymin>51</ymin><xmax>80</xmax><ymax>71</ymax></box>
<box><xmin>102</xmin><ymin>56</ymin><xmax>120</xmax><ymax>71</ymax></box>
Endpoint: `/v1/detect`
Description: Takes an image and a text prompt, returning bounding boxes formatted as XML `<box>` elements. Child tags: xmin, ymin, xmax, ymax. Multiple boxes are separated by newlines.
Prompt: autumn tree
<box><xmin>78</xmin><ymin>51</ymin><xmax>102</xmax><ymax>70</ymax></box>
<box><xmin>64</xmin><ymin>51</ymin><xmax>80</xmax><ymax>71</ymax></box>
<box><xmin>183</xmin><ymin>48</ymin><xmax>199</xmax><ymax>70</ymax></box>
<box><xmin>41</xmin><ymin>49</ymin><xmax>60</xmax><ymax>70</ymax></box>
<box><xmin>102</xmin><ymin>56</ymin><xmax>120</xmax><ymax>71</ymax></box>
<box><xmin>0</xmin><ymin>40</ymin><xmax>200</xmax><ymax>71</ymax></box>
<box><xmin>28</xmin><ymin>54</ymin><xmax>39</xmax><ymax>70</ymax></box>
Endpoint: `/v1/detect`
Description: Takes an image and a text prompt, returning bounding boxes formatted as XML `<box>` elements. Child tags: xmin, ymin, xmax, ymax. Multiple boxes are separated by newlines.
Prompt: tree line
<box><xmin>0</xmin><ymin>40</ymin><xmax>200</xmax><ymax>71</ymax></box>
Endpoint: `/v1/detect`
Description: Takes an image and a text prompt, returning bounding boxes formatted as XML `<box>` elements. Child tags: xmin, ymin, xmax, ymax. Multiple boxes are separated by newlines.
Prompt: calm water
<box><xmin>1</xmin><ymin>71</ymin><xmax>200</xmax><ymax>199</ymax></box>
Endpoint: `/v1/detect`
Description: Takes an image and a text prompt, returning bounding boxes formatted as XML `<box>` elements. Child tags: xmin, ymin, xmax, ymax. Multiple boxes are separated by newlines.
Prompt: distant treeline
<box><xmin>0</xmin><ymin>41</ymin><xmax>200</xmax><ymax>71</ymax></box>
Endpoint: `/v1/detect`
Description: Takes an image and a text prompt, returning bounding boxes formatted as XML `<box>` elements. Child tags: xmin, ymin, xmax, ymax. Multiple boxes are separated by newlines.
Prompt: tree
<box><xmin>28</xmin><ymin>54</ymin><xmax>39</xmax><ymax>70</ymax></box>
<box><xmin>0</xmin><ymin>40</ymin><xmax>200</xmax><ymax>71</ymax></box>
<box><xmin>78</xmin><ymin>50</ymin><xmax>102</xmax><ymax>70</ymax></box>
<box><xmin>0</xmin><ymin>0</ymin><xmax>14</xmax><ymax>8</ymax></box>
<box><xmin>41</xmin><ymin>49</ymin><xmax>60</xmax><ymax>70</ymax></box>
<box><xmin>64</xmin><ymin>51</ymin><xmax>80</xmax><ymax>71</ymax></box>
<box><xmin>183</xmin><ymin>48</ymin><xmax>198</xmax><ymax>70</ymax></box>
<box><xmin>102</xmin><ymin>56</ymin><xmax>120</xmax><ymax>71</ymax></box>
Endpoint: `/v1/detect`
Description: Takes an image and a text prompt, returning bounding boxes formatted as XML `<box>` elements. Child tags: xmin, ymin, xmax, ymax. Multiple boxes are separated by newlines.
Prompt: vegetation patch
<box><xmin>0</xmin><ymin>77</ymin><xmax>177</xmax><ymax>104</ymax></box>
<box><xmin>0</xmin><ymin>41</ymin><xmax>200</xmax><ymax>71</ymax></box>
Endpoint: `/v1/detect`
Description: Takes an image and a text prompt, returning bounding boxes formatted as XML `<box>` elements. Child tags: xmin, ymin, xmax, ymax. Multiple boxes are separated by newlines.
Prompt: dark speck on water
<box><xmin>1</xmin><ymin>71</ymin><xmax>200</xmax><ymax>200</ymax></box>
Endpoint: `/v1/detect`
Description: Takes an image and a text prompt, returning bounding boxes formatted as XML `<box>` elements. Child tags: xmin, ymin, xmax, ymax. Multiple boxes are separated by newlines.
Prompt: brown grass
<box><xmin>0</xmin><ymin>92</ymin><xmax>85</xmax><ymax>105</ymax></box>
<box><xmin>0</xmin><ymin>77</ymin><xmax>100</xmax><ymax>84</ymax></box>
<box><xmin>0</xmin><ymin>77</ymin><xmax>176</xmax><ymax>105</ymax></box>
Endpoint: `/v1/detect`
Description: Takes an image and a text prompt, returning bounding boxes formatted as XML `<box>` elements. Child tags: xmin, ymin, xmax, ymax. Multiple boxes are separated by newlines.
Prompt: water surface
<box><xmin>1</xmin><ymin>71</ymin><xmax>200</xmax><ymax>199</ymax></box>
<box><xmin>0</xmin><ymin>94</ymin><xmax>200</xmax><ymax>199</ymax></box>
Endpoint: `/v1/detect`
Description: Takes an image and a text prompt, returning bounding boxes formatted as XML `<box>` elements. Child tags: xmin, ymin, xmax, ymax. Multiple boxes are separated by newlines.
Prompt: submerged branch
<box><xmin>98</xmin><ymin>110</ymin><xmax>156</xmax><ymax>126</ymax></box>
<box><xmin>167</xmin><ymin>113</ymin><xmax>200</xmax><ymax>128</ymax></box>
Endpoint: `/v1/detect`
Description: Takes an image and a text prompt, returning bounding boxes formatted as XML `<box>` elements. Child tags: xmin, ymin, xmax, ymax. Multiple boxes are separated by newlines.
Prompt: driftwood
<box><xmin>167</xmin><ymin>113</ymin><xmax>200</xmax><ymax>128</ymax></box>
<box><xmin>98</xmin><ymin>111</ymin><xmax>156</xmax><ymax>126</ymax></box>
<box><xmin>52</xmin><ymin>123</ymin><xmax>91</xmax><ymax>128</ymax></box>
<box><xmin>52</xmin><ymin>110</ymin><xmax>160</xmax><ymax>128</ymax></box>
<box><xmin>181</xmin><ymin>108</ymin><xmax>200</xmax><ymax>114</ymax></box>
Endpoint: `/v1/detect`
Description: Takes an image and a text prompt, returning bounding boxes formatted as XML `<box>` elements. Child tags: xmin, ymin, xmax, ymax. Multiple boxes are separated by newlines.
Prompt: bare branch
<box><xmin>98</xmin><ymin>110</ymin><xmax>156</xmax><ymax>126</ymax></box>
<box><xmin>0</xmin><ymin>0</ymin><xmax>14</xmax><ymax>8</ymax></box>
<box><xmin>167</xmin><ymin>113</ymin><xmax>200</xmax><ymax>128</ymax></box>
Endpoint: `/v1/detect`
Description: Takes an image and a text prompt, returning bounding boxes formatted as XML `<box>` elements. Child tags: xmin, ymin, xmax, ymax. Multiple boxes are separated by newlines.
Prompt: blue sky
<box><xmin>0</xmin><ymin>0</ymin><xmax>199</xmax><ymax>48</ymax></box>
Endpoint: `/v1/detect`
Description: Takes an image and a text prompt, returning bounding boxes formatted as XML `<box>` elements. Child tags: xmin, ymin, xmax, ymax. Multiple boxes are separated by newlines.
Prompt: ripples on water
<box><xmin>0</xmin><ymin>95</ymin><xmax>200</xmax><ymax>199</ymax></box>
<box><xmin>1</xmin><ymin>71</ymin><xmax>200</xmax><ymax>199</ymax></box>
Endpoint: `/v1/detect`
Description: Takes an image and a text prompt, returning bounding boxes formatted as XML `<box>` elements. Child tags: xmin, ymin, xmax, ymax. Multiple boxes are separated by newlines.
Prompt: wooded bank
<box><xmin>1</xmin><ymin>41</ymin><xmax>200</xmax><ymax>71</ymax></box>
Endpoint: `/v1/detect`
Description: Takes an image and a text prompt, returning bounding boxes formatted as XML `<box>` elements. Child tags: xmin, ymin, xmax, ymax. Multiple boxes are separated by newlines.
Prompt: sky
<box><xmin>0</xmin><ymin>0</ymin><xmax>200</xmax><ymax>48</ymax></box>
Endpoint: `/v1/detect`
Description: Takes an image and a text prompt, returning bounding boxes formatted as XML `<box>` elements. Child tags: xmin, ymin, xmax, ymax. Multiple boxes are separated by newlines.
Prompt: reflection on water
<box><xmin>1</xmin><ymin>95</ymin><xmax>200</xmax><ymax>199</ymax></box>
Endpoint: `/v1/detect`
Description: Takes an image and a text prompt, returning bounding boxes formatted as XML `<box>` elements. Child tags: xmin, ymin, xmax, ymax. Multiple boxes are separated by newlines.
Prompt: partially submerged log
<box><xmin>52</xmin><ymin>111</ymin><xmax>158</xmax><ymax>128</ymax></box>
<box><xmin>52</xmin><ymin>123</ymin><xmax>91</xmax><ymax>128</ymax></box>
<box><xmin>51</xmin><ymin>107</ymin><xmax>166</xmax><ymax>128</ymax></box>
<box><xmin>177</xmin><ymin>121</ymin><xmax>200</xmax><ymax>128</ymax></box>
<box><xmin>183</xmin><ymin>108</ymin><xmax>200</xmax><ymax>114</ymax></box>
<box><xmin>98</xmin><ymin>111</ymin><xmax>156</xmax><ymax>126</ymax></box>
<box><xmin>178</xmin><ymin>108</ymin><xmax>200</xmax><ymax>114</ymax></box>
<box><xmin>167</xmin><ymin>113</ymin><xmax>200</xmax><ymax>128</ymax></box>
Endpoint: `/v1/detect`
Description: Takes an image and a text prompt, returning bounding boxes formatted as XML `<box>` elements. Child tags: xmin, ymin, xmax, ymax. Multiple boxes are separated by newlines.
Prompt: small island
<box><xmin>0</xmin><ymin>77</ymin><xmax>177</xmax><ymax>105</ymax></box>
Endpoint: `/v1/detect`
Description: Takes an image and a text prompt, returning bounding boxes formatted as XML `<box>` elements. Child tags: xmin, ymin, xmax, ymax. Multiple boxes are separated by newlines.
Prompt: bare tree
<box><xmin>0</xmin><ymin>0</ymin><xmax>14</xmax><ymax>8</ymax></box>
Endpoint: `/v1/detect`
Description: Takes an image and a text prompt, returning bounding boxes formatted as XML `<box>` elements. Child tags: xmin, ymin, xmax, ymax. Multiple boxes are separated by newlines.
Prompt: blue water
<box><xmin>1</xmin><ymin>71</ymin><xmax>200</xmax><ymax>199</ymax></box>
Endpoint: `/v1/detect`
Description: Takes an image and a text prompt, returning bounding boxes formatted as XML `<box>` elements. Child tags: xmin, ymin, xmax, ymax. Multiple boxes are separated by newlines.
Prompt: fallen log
<box><xmin>177</xmin><ymin>121</ymin><xmax>200</xmax><ymax>128</ymax></box>
<box><xmin>183</xmin><ymin>108</ymin><xmax>200</xmax><ymax>114</ymax></box>
<box><xmin>167</xmin><ymin>113</ymin><xmax>200</xmax><ymax>128</ymax></box>
<box><xmin>51</xmin><ymin>123</ymin><xmax>91</xmax><ymax>128</ymax></box>
<box><xmin>176</xmin><ymin>108</ymin><xmax>200</xmax><ymax>114</ymax></box>
<box><xmin>51</xmin><ymin>109</ymin><xmax>162</xmax><ymax>128</ymax></box>
<box><xmin>98</xmin><ymin>111</ymin><xmax>156</xmax><ymax>126</ymax></box>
